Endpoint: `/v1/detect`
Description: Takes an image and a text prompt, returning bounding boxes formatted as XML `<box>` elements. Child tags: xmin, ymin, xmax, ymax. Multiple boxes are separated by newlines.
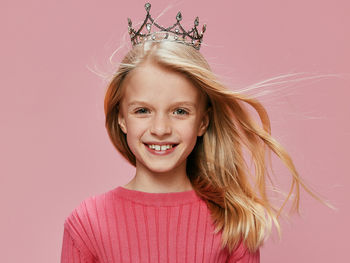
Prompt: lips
<box><xmin>143</xmin><ymin>143</ymin><xmax>179</xmax><ymax>148</ymax></box>
<box><xmin>144</xmin><ymin>142</ymin><xmax>179</xmax><ymax>146</ymax></box>
<box><xmin>143</xmin><ymin>142</ymin><xmax>178</xmax><ymax>155</ymax></box>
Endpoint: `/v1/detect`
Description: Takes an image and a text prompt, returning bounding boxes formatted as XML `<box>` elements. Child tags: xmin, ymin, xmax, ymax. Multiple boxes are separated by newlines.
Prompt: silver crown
<box><xmin>127</xmin><ymin>2</ymin><xmax>207</xmax><ymax>50</ymax></box>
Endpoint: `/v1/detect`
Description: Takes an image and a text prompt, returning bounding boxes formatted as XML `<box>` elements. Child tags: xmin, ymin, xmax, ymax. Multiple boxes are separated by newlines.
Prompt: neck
<box><xmin>124</xmin><ymin>160</ymin><xmax>193</xmax><ymax>193</ymax></box>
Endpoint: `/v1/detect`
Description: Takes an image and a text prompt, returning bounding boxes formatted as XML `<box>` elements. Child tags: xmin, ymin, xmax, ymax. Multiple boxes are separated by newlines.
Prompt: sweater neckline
<box><xmin>113</xmin><ymin>186</ymin><xmax>201</xmax><ymax>206</ymax></box>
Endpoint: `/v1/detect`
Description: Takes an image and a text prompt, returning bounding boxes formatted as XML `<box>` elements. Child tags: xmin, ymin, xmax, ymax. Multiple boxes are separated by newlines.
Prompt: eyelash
<box><xmin>134</xmin><ymin>108</ymin><xmax>189</xmax><ymax>115</ymax></box>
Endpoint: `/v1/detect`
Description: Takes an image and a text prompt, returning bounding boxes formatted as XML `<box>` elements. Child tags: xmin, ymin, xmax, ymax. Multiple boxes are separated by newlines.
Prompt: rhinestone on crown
<box><xmin>127</xmin><ymin>2</ymin><xmax>207</xmax><ymax>50</ymax></box>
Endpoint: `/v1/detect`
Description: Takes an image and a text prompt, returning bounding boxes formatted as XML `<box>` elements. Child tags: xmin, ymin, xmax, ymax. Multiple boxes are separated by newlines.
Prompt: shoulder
<box><xmin>227</xmin><ymin>240</ymin><xmax>260</xmax><ymax>263</ymax></box>
<box><xmin>63</xmin><ymin>188</ymin><xmax>117</xmax><ymax>254</ymax></box>
<box><xmin>64</xmin><ymin>187</ymin><xmax>116</xmax><ymax>230</ymax></box>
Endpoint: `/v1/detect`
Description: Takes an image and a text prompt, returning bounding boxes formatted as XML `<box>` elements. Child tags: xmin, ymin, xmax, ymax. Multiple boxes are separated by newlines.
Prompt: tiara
<box><xmin>127</xmin><ymin>2</ymin><xmax>207</xmax><ymax>50</ymax></box>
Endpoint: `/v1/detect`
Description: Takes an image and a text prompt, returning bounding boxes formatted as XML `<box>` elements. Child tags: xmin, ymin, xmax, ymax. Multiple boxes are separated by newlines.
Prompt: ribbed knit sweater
<box><xmin>60</xmin><ymin>186</ymin><xmax>260</xmax><ymax>262</ymax></box>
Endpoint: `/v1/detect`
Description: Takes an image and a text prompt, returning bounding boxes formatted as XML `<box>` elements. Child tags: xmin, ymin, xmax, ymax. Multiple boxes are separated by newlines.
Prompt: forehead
<box><xmin>121</xmin><ymin>63</ymin><xmax>203</xmax><ymax>106</ymax></box>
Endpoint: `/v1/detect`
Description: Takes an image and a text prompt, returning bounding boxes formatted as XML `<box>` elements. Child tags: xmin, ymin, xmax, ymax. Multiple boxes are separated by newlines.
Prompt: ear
<box><xmin>197</xmin><ymin>107</ymin><xmax>211</xmax><ymax>137</ymax></box>
<box><xmin>118</xmin><ymin>109</ymin><xmax>127</xmax><ymax>134</ymax></box>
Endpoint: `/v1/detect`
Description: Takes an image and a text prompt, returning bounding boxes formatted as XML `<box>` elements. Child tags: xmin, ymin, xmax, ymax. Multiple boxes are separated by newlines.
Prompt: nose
<box><xmin>149</xmin><ymin>113</ymin><xmax>172</xmax><ymax>136</ymax></box>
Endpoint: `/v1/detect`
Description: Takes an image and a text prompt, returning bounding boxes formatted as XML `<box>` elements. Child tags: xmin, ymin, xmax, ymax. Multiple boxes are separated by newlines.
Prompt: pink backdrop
<box><xmin>1</xmin><ymin>0</ymin><xmax>349</xmax><ymax>262</ymax></box>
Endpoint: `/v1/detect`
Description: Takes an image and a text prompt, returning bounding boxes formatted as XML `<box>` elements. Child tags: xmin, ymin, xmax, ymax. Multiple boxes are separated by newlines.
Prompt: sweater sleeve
<box><xmin>61</xmin><ymin>228</ymin><xmax>95</xmax><ymax>263</ymax></box>
<box><xmin>226</xmin><ymin>241</ymin><xmax>260</xmax><ymax>263</ymax></box>
<box><xmin>60</xmin><ymin>200</ymin><xmax>97</xmax><ymax>263</ymax></box>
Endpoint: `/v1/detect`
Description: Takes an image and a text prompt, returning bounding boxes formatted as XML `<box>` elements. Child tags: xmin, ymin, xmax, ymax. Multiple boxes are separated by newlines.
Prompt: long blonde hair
<box><xmin>104</xmin><ymin>40</ymin><xmax>325</xmax><ymax>253</ymax></box>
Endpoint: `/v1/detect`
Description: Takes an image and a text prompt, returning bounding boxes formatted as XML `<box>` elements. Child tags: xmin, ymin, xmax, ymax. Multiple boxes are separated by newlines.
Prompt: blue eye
<box><xmin>135</xmin><ymin>108</ymin><xmax>149</xmax><ymax>114</ymax></box>
<box><xmin>134</xmin><ymin>108</ymin><xmax>188</xmax><ymax>115</ymax></box>
<box><xmin>174</xmin><ymin>108</ymin><xmax>188</xmax><ymax>115</ymax></box>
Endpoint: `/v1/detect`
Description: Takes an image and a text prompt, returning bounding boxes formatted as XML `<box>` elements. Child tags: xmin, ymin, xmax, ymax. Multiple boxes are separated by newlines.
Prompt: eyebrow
<box><xmin>127</xmin><ymin>100</ymin><xmax>196</xmax><ymax>108</ymax></box>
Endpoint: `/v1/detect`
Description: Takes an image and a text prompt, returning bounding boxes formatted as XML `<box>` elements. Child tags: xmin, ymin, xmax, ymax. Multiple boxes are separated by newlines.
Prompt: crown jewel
<box><xmin>127</xmin><ymin>3</ymin><xmax>207</xmax><ymax>50</ymax></box>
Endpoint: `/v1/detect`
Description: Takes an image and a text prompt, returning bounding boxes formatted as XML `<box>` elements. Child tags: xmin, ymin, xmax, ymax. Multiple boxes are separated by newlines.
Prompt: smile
<box><xmin>148</xmin><ymin>144</ymin><xmax>174</xmax><ymax>150</ymax></box>
<box><xmin>144</xmin><ymin>143</ymin><xmax>178</xmax><ymax>155</ymax></box>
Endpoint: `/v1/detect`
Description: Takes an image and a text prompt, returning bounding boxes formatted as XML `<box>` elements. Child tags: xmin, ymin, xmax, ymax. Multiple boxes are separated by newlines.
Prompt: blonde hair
<box><xmin>104</xmin><ymin>40</ymin><xmax>326</xmax><ymax>253</ymax></box>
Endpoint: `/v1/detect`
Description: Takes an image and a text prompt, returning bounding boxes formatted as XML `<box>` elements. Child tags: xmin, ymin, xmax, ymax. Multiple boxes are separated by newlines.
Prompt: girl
<box><xmin>61</xmin><ymin>3</ymin><xmax>325</xmax><ymax>262</ymax></box>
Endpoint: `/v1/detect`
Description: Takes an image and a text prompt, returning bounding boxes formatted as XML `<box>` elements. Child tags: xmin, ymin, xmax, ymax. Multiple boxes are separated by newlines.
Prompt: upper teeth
<box><xmin>148</xmin><ymin>144</ymin><xmax>173</xmax><ymax>151</ymax></box>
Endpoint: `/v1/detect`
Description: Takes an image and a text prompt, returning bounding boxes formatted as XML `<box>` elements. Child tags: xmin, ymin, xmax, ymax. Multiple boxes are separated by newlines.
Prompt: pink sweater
<box><xmin>61</xmin><ymin>186</ymin><xmax>260</xmax><ymax>263</ymax></box>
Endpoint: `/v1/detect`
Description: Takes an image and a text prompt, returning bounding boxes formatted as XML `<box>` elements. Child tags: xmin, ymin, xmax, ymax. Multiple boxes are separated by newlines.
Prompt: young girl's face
<box><xmin>118</xmin><ymin>62</ymin><xmax>209</xmax><ymax>176</ymax></box>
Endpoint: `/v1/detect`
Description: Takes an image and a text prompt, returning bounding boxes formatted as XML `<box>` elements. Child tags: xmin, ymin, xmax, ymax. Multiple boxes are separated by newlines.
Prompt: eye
<box><xmin>174</xmin><ymin>108</ymin><xmax>189</xmax><ymax>115</ymax></box>
<box><xmin>134</xmin><ymin>108</ymin><xmax>150</xmax><ymax>114</ymax></box>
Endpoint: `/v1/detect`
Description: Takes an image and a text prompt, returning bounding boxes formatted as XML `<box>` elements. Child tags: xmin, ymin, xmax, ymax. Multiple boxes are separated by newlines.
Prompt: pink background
<box><xmin>1</xmin><ymin>0</ymin><xmax>349</xmax><ymax>262</ymax></box>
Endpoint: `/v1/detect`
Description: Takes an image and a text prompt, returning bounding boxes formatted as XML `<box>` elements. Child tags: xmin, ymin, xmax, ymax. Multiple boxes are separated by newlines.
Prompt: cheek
<box><xmin>126</xmin><ymin>116</ymin><xmax>148</xmax><ymax>130</ymax></box>
<box><xmin>177</xmin><ymin>121</ymin><xmax>199</xmax><ymax>144</ymax></box>
<box><xmin>124</xmin><ymin>120</ymin><xmax>147</xmax><ymax>148</ymax></box>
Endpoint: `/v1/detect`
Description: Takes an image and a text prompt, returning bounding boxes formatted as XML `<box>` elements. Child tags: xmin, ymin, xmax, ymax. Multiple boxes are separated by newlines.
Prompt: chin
<box><xmin>146</xmin><ymin>165</ymin><xmax>178</xmax><ymax>174</ymax></box>
<box><xmin>140</xmin><ymin>161</ymin><xmax>185</xmax><ymax>174</ymax></box>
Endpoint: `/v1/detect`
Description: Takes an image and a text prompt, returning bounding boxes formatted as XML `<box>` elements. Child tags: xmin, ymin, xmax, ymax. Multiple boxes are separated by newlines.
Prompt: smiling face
<box><xmin>118</xmin><ymin>61</ymin><xmax>209</xmax><ymax>177</ymax></box>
